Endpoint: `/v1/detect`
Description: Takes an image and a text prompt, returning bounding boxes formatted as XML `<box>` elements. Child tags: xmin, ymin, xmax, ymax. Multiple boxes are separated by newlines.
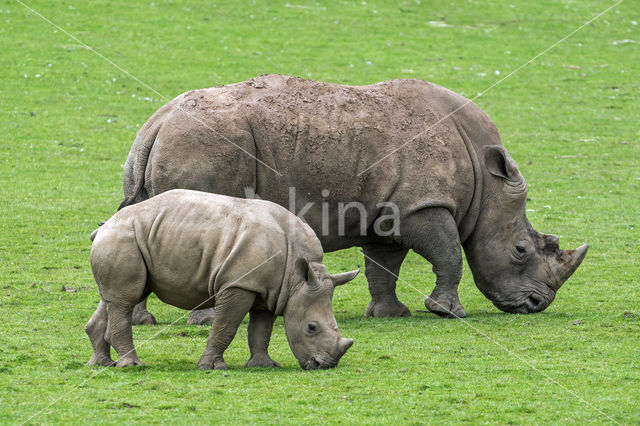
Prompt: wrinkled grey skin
<box><xmin>86</xmin><ymin>190</ymin><xmax>356</xmax><ymax>369</ymax></box>
<box><xmin>120</xmin><ymin>74</ymin><xmax>588</xmax><ymax>320</ymax></box>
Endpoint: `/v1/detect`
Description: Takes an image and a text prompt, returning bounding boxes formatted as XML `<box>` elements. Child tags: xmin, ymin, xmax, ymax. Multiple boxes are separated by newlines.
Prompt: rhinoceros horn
<box><xmin>330</xmin><ymin>267</ymin><xmax>360</xmax><ymax>287</ymax></box>
<box><xmin>304</xmin><ymin>262</ymin><xmax>359</xmax><ymax>289</ymax></box>
<box><xmin>338</xmin><ymin>338</ymin><xmax>354</xmax><ymax>355</ymax></box>
<box><xmin>550</xmin><ymin>244</ymin><xmax>589</xmax><ymax>290</ymax></box>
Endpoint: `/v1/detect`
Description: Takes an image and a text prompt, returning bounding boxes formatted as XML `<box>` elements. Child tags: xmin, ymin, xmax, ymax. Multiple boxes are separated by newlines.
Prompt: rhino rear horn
<box><xmin>330</xmin><ymin>266</ymin><xmax>360</xmax><ymax>287</ymax></box>
<box><xmin>555</xmin><ymin>244</ymin><xmax>589</xmax><ymax>289</ymax></box>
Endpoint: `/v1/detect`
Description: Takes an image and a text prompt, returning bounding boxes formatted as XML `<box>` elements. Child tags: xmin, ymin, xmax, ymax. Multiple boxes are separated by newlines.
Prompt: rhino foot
<box><xmin>132</xmin><ymin>306</ymin><xmax>157</xmax><ymax>325</ymax></box>
<box><xmin>425</xmin><ymin>293</ymin><xmax>466</xmax><ymax>318</ymax></box>
<box><xmin>115</xmin><ymin>356</ymin><xmax>144</xmax><ymax>368</ymax></box>
<box><xmin>246</xmin><ymin>356</ymin><xmax>281</xmax><ymax>368</ymax></box>
<box><xmin>198</xmin><ymin>359</ymin><xmax>229</xmax><ymax>370</ymax></box>
<box><xmin>87</xmin><ymin>353</ymin><xmax>115</xmax><ymax>367</ymax></box>
<box><xmin>186</xmin><ymin>308</ymin><xmax>215</xmax><ymax>326</ymax></box>
<box><xmin>365</xmin><ymin>299</ymin><xmax>411</xmax><ymax>317</ymax></box>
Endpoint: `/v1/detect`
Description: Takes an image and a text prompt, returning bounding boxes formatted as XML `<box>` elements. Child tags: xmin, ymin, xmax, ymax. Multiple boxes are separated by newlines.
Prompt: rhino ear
<box><xmin>294</xmin><ymin>257</ymin><xmax>309</xmax><ymax>281</ymax></box>
<box><xmin>484</xmin><ymin>145</ymin><xmax>521</xmax><ymax>182</ymax></box>
<box><xmin>297</xmin><ymin>260</ymin><xmax>325</xmax><ymax>289</ymax></box>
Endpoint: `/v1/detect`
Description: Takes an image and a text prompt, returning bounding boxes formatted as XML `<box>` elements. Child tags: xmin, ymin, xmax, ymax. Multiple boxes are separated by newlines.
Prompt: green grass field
<box><xmin>1</xmin><ymin>0</ymin><xmax>639</xmax><ymax>423</ymax></box>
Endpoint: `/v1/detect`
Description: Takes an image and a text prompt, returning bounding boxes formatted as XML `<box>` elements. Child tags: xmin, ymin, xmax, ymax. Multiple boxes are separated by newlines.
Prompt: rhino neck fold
<box><xmin>454</xmin><ymin>120</ymin><xmax>482</xmax><ymax>243</ymax></box>
<box><xmin>274</xmin><ymin>240</ymin><xmax>294</xmax><ymax>316</ymax></box>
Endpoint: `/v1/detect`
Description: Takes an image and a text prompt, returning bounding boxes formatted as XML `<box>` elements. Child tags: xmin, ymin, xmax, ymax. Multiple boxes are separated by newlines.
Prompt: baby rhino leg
<box><xmin>85</xmin><ymin>299</ymin><xmax>114</xmax><ymax>366</ymax></box>
<box><xmin>92</xmin><ymin>233</ymin><xmax>148</xmax><ymax>367</ymax></box>
<box><xmin>246</xmin><ymin>310</ymin><xmax>279</xmax><ymax>368</ymax></box>
<box><xmin>198</xmin><ymin>288</ymin><xmax>256</xmax><ymax>370</ymax></box>
<box><xmin>107</xmin><ymin>301</ymin><xmax>143</xmax><ymax>367</ymax></box>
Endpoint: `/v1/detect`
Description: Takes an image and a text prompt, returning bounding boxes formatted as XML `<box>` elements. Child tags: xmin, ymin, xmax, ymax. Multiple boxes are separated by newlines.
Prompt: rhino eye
<box><xmin>515</xmin><ymin>245</ymin><xmax>527</xmax><ymax>254</ymax></box>
<box><xmin>306</xmin><ymin>323</ymin><xmax>317</xmax><ymax>334</ymax></box>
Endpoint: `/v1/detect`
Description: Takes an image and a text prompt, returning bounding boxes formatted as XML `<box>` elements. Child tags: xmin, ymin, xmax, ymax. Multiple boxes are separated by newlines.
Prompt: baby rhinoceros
<box><xmin>85</xmin><ymin>189</ymin><xmax>357</xmax><ymax>370</ymax></box>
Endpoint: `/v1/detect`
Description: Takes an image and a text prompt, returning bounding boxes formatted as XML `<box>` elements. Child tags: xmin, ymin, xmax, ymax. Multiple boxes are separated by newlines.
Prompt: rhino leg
<box><xmin>401</xmin><ymin>208</ymin><xmax>466</xmax><ymax>318</ymax></box>
<box><xmin>107</xmin><ymin>300</ymin><xmax>144</xmax><ymax>367</ymax></box>
<box><xmin>132</xmin><ymin>298</ymin><xmax>157</xmax><ymax>325</ymax></box>
<box><xmin>246</xmin><ymin>309</ymin><xmax>280</xmax><ymax>368</ymax></box>
<box><xmin>362</xmin><ymin>244</ymin><xmax>411</xmax><ymax>317</ymax></box>
<box><xmin>187</xmin><ymin>308</ymin><xmax>216</xmax><ymax>326</ymax></box>
<box><xmin>198</xmin><ymin>288</ymin><xmax>256</xmax><ymax>370</ymax></box>
<box><xmin>85</xmin><ymin>299</ymin><xmax>114</xmax><ymax>366</ymax></box>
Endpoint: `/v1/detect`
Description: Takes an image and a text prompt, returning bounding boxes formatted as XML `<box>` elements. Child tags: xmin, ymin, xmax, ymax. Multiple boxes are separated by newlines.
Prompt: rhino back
<box><xmin>108</xmin><ymin>190</ymin><xmax>319</xmax><ymax>311</ymax></box>
<box><xmin>141</xmin><ymin>75</ymin><xmax>502</xmax><ymax>247</ymax></box>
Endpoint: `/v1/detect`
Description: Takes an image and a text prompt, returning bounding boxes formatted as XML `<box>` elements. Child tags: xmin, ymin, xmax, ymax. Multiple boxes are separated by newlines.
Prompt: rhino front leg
<box><xmin>85</xmin><ymin>299</ymin><xmax>114</xmax><ymax>366</ymax></box>
<box><xmin>401</xmin><ymin>207</ymin><xmax>466</xmax><ymax>318</ymax></box>
<box><xmin>198</xmin><ymin>288</ymin><xmax>256</xmax><ymax>370</ymax></box>
<box><xmin>246</xmin><ymin>309</ymin><xmax>280</xmax><ymax>368</ymax></box>
<box><xmin>362</xmin><ymin>244</ymin><xmax>411</xmax><ymax>317</ymax></box>
<box><xmin>132</xmin><ymin>297</ymin><xmax>157</xmax><ymax>325</ymax></box>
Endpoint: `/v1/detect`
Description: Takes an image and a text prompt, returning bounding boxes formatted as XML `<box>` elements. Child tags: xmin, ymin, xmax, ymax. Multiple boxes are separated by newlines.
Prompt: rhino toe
<box><xmin>115</xmin><ymin>356</ymin><xmax>144</xmax><ymax>368</ymax></box>
<box><xmin>246</xmin><ymin>356</ymin><xmax>281</xmax><ymax>368</ymax></box>
<box><xmin>365</xmin><ymin>300</ymin><xmax>411</xmax><ymax>317</ymax></box>
<box><xmin>425</xmin><ymin>295</ymin><xmax>466</xmax><ymax>318</ymax></box>
<box><xmin>87</xmin><ymin>354</ymin><xmax>115</xmax><ymax>367</ymax></box>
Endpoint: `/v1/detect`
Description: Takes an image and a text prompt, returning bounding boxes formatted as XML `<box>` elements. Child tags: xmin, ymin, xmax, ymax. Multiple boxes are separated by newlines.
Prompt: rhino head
<box><xmin>463</xmin><ymin>145</ymin><xmax>588</xmax><ymax>314</ymax></box>
<box><xmin>283</xmin><ymin>260</ymin><xmax>359</xmax><ymax>369</ymax></box>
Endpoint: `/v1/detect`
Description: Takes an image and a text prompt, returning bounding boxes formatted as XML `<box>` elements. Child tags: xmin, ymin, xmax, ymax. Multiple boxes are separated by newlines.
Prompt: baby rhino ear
<box><xmin>484</xmin><ymin>145</ymin><xmax>522</xmax><ymax>182</ymax></box>
<box><xmin>296</xmin><ymin>259</ymin><xmax>325</xmax><ymax>289</ymax></box>
<box><xmin>330</xmin><ymin>266</ymin><xmax>360</xmax><ymax>288</ymax></box>
<box><xmin>294</xmin><ymin>257</ymin><xmax>309</xmax><ymax>282</ymax></box>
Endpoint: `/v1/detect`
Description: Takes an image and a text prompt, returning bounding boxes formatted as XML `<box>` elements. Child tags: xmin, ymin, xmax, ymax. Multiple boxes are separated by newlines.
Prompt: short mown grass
<box><xmin>1</xmin><ymin>0</ymin><xmax>638</xmax><ymax>423</ymax></box>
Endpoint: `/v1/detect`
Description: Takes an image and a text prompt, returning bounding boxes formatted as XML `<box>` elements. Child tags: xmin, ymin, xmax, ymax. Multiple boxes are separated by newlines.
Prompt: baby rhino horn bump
<box><xmin>555</xmin><ymin>244</ymin><xmax>589</xmax><ymax>289</ymax></box>
<box><xmin>330</xmin><ymin>266</ymin><xmax>360</xmax><ymax>287</ymax></box>
<box><xmin>339</xmin><ymin>338</ymin><xmax>354</xmax><ymax>355</ymax></box>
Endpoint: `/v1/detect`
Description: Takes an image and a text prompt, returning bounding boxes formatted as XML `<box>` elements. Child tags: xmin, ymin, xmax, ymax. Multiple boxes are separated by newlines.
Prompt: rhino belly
<box><xmin>147</xmin><ymin>276</ymin><xmax>215</xmax><ymax>311</ymax></box>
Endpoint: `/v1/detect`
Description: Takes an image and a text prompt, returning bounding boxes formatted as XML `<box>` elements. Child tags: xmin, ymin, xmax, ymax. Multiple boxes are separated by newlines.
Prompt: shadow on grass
<box><xmin>85</xmin><ymin>361</ymin><xmax>305</xmax><ymax>373</ymax></box>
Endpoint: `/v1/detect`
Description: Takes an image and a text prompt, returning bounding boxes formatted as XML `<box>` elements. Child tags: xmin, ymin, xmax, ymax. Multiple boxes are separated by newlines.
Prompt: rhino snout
<box><xmin>300</xmin><ymin>338</ymin><xmax>354</xmax><ymax>370</ymax></box>
<box><xmin>303</xmin><ymin>357</ymin><xmax>324</xmax><ymax>370</ymax></box>
<box><xmin>493</xmin><ymin>292</ymin><xmax>553</xmax><ymax>314</ymax></box>
<box><xmin>518</xmin><ymin>293</ymin><xmax>549</xmax><ymax>313</ymax></box>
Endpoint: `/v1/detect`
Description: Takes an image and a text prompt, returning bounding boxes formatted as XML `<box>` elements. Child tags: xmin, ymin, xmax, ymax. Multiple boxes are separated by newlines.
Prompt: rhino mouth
<box><xmin>494</xmin><ymin>293</ymin><xmax>549</xmax><ymax>314</ymax></box>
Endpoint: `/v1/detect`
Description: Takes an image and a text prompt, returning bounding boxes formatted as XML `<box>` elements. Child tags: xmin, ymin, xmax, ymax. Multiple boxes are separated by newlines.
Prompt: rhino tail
<box><xmin>90</xmin><ymin>221</ymin><xmax>108</xmax><ymax>241</ymax></box>
<box><xmin>118</xmin><ymin>123</ymin><xmax>161</xmax><ymax>210</ymax></box>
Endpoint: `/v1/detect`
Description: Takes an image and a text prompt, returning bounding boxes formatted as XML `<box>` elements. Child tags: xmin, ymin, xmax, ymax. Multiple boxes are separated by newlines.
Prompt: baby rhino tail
<box><xmin>90</xmin><ymin>221</ymin><xmax>105</xmax><ymax>241</ymax></box>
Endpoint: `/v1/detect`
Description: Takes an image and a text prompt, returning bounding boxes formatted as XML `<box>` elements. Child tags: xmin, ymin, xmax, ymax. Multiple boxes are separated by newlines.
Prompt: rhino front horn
<box><xmin>556</xmin><ymin>244</ymin><xmax>589</xmax><ymax>289</ymax></box>
<box><xmin>339</xmin><ymin>338</ymin><xmax>354</xmax><ymax>356</ymax></box>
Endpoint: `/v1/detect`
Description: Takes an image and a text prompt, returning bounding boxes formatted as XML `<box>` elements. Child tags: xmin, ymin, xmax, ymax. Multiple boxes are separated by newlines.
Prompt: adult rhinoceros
<box><xmin>118</xmin><ymin>74</ymin><xmax>587</xmax><ymax>322</ymax></box>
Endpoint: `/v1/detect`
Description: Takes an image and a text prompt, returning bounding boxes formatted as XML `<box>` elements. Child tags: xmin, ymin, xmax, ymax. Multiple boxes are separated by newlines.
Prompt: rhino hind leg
<box><xmin>362</xmin><ymin>244</ymin><xmax>411</xmax><ymax>317</ymax></box>
<box><xmin>186</xmin><ymin>308</ymin><xmax>216</xmax><ymax>326</ymax></box>
<box><xmin>401</xmin><ymin>208</ymin><xmax>466</xmax><ymax>319</ymax></box>
<box><xmin>107</xmin><ymin>300</ymin><xmax>144</xmax><ymax>367</ymax></box>
<box><xmin>246</xmin><ymin>309</ymin><xmax>280</xmax><ymax>368</ymax></box>
<box><xmin>198</xmin><ymin>288</ymin><xmax>256</xmax><ymax>370</ymax></box>
<box><xmin>85</xmin><ymin>299</ymin><xmax>115</xmax><ymax>366</ymax></box>
<box><xmin>132</xmin><ymin>298</ymin><xmax>157</xmax><ymax>325</ymax></box>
